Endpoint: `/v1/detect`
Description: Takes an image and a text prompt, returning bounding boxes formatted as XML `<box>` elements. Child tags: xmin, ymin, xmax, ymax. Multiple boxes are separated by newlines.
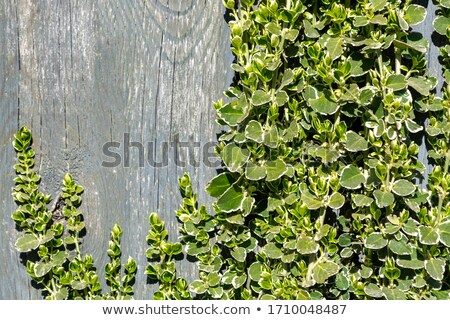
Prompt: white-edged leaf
<box><xmin>352</xmin><ymin>194</ymin><xmax>374</xmax><ymax>207</ymax></box>
<box><xmin>418</xmin><ymin>226</ymin><xmax>439</xmax><ymax>245</ymax></box>
<box><xmin>434</xmin><ymin>16</ymin><xmax>450</xmax><ymax>35</ymax></box>
<box><xmin>264</xmin><ymin>159</ymin><xmax>287</xmax><ymax>181</ymax></box>
<box><xmin>252</xmin><ymin>90</ymin><xmax>272</xmax><ymax>106</ymax></box>
<box><xmin>301</xmin><ymin>190</ymin><xmax>323</xmax><ymax>210</ymax></box>
<box><xmin>15</xmin><ymin>233</ymin><xmax>40</xmax><ymax>253</ymax></box>
<box><xmin>222</xmin><ymin>144</ymin><xmax>250</xmax><ymax>172</ymax></box>
<box><xmin>206</xmin><ymin>172</ymin><xmax>236</xmax><ymax>198</ymax></box>
<box><xmin>345</xmin><ymin>131</ymin><xmax>369</xmax><ymax>152</ymax></box>
<box><xmin>328</xmin><ymin>192</ymin><xmax>345</xmax><ymax>209</ymax></box>
<box><xmin>263</xmin><ymin>243</ymin><xmax>283</xmax><ymax>259</ymax></box>
<box><xmin>216</xmin><ymin>184</ymin><xmax>245</xmax><ymax>213</ymax></box>
<box><xmin>386</xmin><ymin>74</ymin><xmax>407</xmax><ymax>91</ymax></box>
<box><xmin>365</xmin><ymin>232</ymin><xmax>388</xmax><ymax>250</ymax></box>
<box><xmin>296</xmin><ymin>235</ymin><xmax>319</xmax><ymax>254</ymax></box>
<box><xmin>245</xmin><ymin>161</ymin><xmax>267</xmax><ymax>181</ymax></box>
<box><xmin>405</xmin><ymin>119</ymin><xmax>422</xmax><ymax>133</ymax></box>
<box><xmin>364</xmin><ymin>283</ymin><xmax>383</xmax><ymax>298</ymax></box>
<box><xmin>245</xmin><ymin>120</ymin><xmax>264</xmax><ymax>143</ymax></box>
<box><xmin>425</xmin><ymin>258</ymin><xmax>446</xmax><ymax>281</ymax></box>
<box><xmin>34</xmin><ymin>262</ymin><xmax>53</xmax><ymax>278</ymax></box>
<box><xmin>404</xmin><ymin>4</ymin><xmax>427</xmax><ymax>26</ymax></box>
<box><xmin>392</xmin><ymin>179</ymin><xmax>416</xmax><ymax>197</ymax></box>
<box><xmin>438</xmin><ymin>221</ymin><xmax>450</xmax><ymax>247</ymax></box>
<box><xmin>312</xmin><ymin>260</ymin><xmax>340</xmax><ymax>284</ymax></box>
<box><xmin>373</xmin><ymin>190</ymin><xmax>395</xmax><ymax>208</ymax></box>
<box><xmin>189</xmin><ymin>280</ymin><xmax>208</xmax><ymax>294</ymax></box>
<box><xmin>340</xmin><ymin>165</ymin><xmax>366</xmax><ymax>189</ymax></box>
<box><xmin>309</xmin><ymin>95</ymin><xmax>339</xmax><ymax>115</ymax></box>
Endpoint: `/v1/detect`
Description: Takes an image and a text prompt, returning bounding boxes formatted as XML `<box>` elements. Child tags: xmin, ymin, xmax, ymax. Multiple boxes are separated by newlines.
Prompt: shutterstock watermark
<box><xmin>101</xmin><ymin>133</ymin><xmax>220</xmax><ymax>168</ymax></box>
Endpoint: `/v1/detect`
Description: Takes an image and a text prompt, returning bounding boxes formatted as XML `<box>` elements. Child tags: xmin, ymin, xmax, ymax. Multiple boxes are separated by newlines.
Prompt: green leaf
<box><xmin>275</xmin><ymin>91</ymin><xmax>289</xmax><ymax>106</ymax></box>
<box><xmin>358</xmin><ymin>86</ymin><xmax>377</xmax><ymax>105</ymax></box>
<box><xmin>352</xmin><ymin>194</ymin><xmax>373</xmax><ymax>207</ymax></box>
<box><xmin>232</xmin><ymin>274</ymin><xmax>247</xmax><ymax>289</ymax></box>
<box><xmin>392</xmin><ymin>179</ymin><xmax>416</xmax><ymax>197</ymax></box>
<box><xmin>263</xmin><ymin>126</ymin><xmax>279</xmax><ymax>148</ymax></box>
<box><xmin>71</xmin><ymin>280</ymin><xmax>88</xmax><ymax>291</ymax></box>
<box><xmin>438</xmin><ymin>221</ymin><xmax>450</xmax><ymax>247</ymax></box>
<box><xmin>405</xmin><ymin>119</ymin><xmax>422</xmax><ymax>133</ymax></box>
<box><xmin>315</xmin><ymin>146</ymin><xmax>340</xmax><ymax>163</ymax></box>
<box><xmin>364</xmin><ymin>283</ymin><xmax>383</xmax><ymax>298</ymax></box>
<box><xmin>382</xmin><ymin>287</ymin><xmax>406</xmax><ymax>300</ymax></box>
<box><xmin>280</xmin><ymin>69</ymin><xmax>294</xmax><ymax>88</ymax></box>
<box><xmin>328</xmin><ymin>192</ymin><xmax>345</xmax><ymax>209</ymax></box>
<box><xmin>418</xmin><ymin>226</ymin><xmax>439</xmax><ymax>245</ymax></box>
<box><xmin>441</xmin><ymin>0</ymin><xmax>450</xmax><ymax>9</ymax></box>
<box><xmin>263</xmin><ymin>243</ymin><xmax>283</xmax><ymax>259</ymax></box>
<box><xmin>207</xmin><ymin>273</ymin><xmax>221</xmax><ymax>287</ymax></box>
<box><xmin>402</xmin><ymin>218</ymin><xmax>419</xmax><ymax>236</ymax></box>
<box><xmin>231</xmin><ymin>247</ymin><xmax>247</xmax><ymax>262</ymax></box>
<box><xmin>245</xmin><ymin>120</ymin><xmax>264</xmax><ymax>143</ymax></box>
<box><xmin>296</xmin><ymin>235</ymin><xmax>319</xmax><ymax>254</ymax></box>
<box><xmin>397</xmin><ymin>258</ymin><xmax>424</xmax><ymax>270</ymax></box>
<box><xmin>206</xmin><ymin>172</ymin><xmax>236</xmax><ymax>198</ymax></box>
<box><xmin>373</xmin><ymin>190</ymin><xmax>395</xmax><ymax>208</ymax></box>
<box><xmin>245</xmin><ymin>162</ymin><xmax>267</xmax><ymax>181</ymax></box>
<box><xmin>386</xmin><ymin>74</ymin><xmax>407</xmax><ymax>91</ymax></box>
<box><xmin>34</xmin><ymin>262</ymin><xmax>53</xmax><ymax>278</ymax></box>
<box><xmin>15</xmin><ymin>233</ymin><xmax>40</xmax><ymax>252</ymax></box>
<box><xmin>312</xmin><ymin>260</ymin><xmax>340</xmax><ymax>284</ymax></box>
<box><xmin>53</xmin><ymin>287</ymin><xmax>69</xmax><ymax>300</ymax></box>
<box><xmin>425</xmin><ymin>258</ymin><xmax>446</xmax><ymax>281</ymax></box>
<box><xmin>222</xmin><ymin>144</ymin><xmax>250</xmax><ymax>172</ymax></box>
<box><xmin>189</xmin><ymin>280</ymin><xmax>208</xmax><ymax>294</ymax></box>
<box><xmin>388</xmin><ymin>239</ymin><xmax>412</xmax><ymax>255</ymax></box>
<box><xmin>365</xmin><ymin>232</ymin><xmax>388</xmax><ymax>250</ymax></box>
<box><xmin>301</xmin><ymin>190</ymin><xmax>323</xmax><ymax>210</ymax></box>
<box><xmin>309</xmin><ymin>95</ymin><xmax>339</xmax><ymax>115</ymax></box>
<box><xmin>370</xmin><ymin>14</ymin><xmax>387</xmax><ymax>25</ymax></box>
<box><xmin>345</xmin><ymin>131</ymin><xmax>369</xmax><ymax>152</ymax></box>
<box><xmin>51</xmin><ymin>251</ymin><xmax>69</xmax><ymax>267</ymax></box>
<box><xmin>335</xmin><ymin>270</ymin><xmax>350</xmax><ymax>291</ymax></box>
<box><xmin>252</xmin><ymin>90</ymin><xmax>272</xmax><ymax>106</ymax></box>
<box><xmin>348</xmin><ymin>53</ymin><xmax>371</xmax><ymax>77</ymax></box>
<box><xmin>408</xmin><ymin>76</ymin><xmax>435</xmax><ymax>96</ymax></box>
<box><xmin>325</xmin><ymin>36</ymin><xmax>343</xmax><ymax>60</ymax></box>
<box><xmin>264</xmin><ymin>159</ymin><xmax>287</xmax><ymax>181</ymax></box>
<box><xmin>404</xmin><ymin>4</ymin><xmax>427</xmax><ymax>26</ymax></box>
<box><xmin>248</xmin><ymin>262</ymin><xmax>263</xmax><ymax>281</ymax></box>
<box><xmin>218</xmin><ymin>95</ymin><xmax>248</xmax><ymax>126</ymax></box>
<box><xmin>433</xmin><ymin>16</ymin><xmax>450</xmax><ymax>35</ymax></box>
<box><xmin>369</xmin><ymin>0</ymin><xmax>387</xmax><ymax>11</ymax></box>
<box><xmin>338</xmin><ymin>233</ymin><xmax>352</xmax><ymax>247</ymax></box>
<box><xmin>303</xmin><ymin>20</ymin><xmax>319</xmax><ymax>38</ymax></box>
<box><xmin>216</xmin><ymin>184</ymin><xmax>245</xmax><ymax>213</ymax></box>
<box><xmin>340</xmin><ymin>165</ymin><xmax>365</xmax><ymax>189</ymax></box>
<box><xmin>208</xmin><ymin>286</ymin><xmax>224</xmax><ymax>299</ymax></box>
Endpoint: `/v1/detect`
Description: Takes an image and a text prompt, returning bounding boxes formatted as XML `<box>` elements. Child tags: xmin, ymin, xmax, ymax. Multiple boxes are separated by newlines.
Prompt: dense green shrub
<box><xmin>11</xmin><ymin>0</ymin><xmax>450</xmax><ymax>299</ymax></box>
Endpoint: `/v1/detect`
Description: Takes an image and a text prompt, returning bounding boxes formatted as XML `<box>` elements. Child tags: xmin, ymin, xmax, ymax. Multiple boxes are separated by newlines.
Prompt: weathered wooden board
<box><xmin>0</xmin><ymin>0</ymin><xmax>444</xmax><ymax>300</ymax></box>
<box><xmin>0</xmin><ymin>0</ymin><xmax>233</xmax><ymax>299</ymax></box>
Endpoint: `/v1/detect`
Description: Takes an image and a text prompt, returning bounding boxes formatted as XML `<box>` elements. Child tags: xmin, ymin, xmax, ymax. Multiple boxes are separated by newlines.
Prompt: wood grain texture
<box><xmin>0</xmin><ymin>0</ymin><xmax>233</xmax><ymax>299</ymax></box>
<box><xmin>0</xmin><ymin>0</ymin><xmax>444</xmax><ymax>300</ymax></box>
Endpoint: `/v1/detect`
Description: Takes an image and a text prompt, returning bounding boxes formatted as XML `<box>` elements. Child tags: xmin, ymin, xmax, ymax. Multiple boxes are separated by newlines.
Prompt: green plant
<box><xmin>11</xmin><ymin>0</ymin><xmax>450</xmax><ymax>300</ymax></box>
<box><xmin>12</xmin><ymin>127</ymin><xmax>136</xmax><ymax>299</ymax></box>
<box><xmin>147</xmin><ymin>0</ymin><xmax>450</xmax><ymax>299</ymax></box>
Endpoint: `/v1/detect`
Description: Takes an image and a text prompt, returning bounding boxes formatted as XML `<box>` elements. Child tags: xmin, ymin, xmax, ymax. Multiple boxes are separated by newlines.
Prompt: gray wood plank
<box><xmin>0</xmin><ymin>0</ymin><xmax>233</xmax><ymax>299</ymax></box>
